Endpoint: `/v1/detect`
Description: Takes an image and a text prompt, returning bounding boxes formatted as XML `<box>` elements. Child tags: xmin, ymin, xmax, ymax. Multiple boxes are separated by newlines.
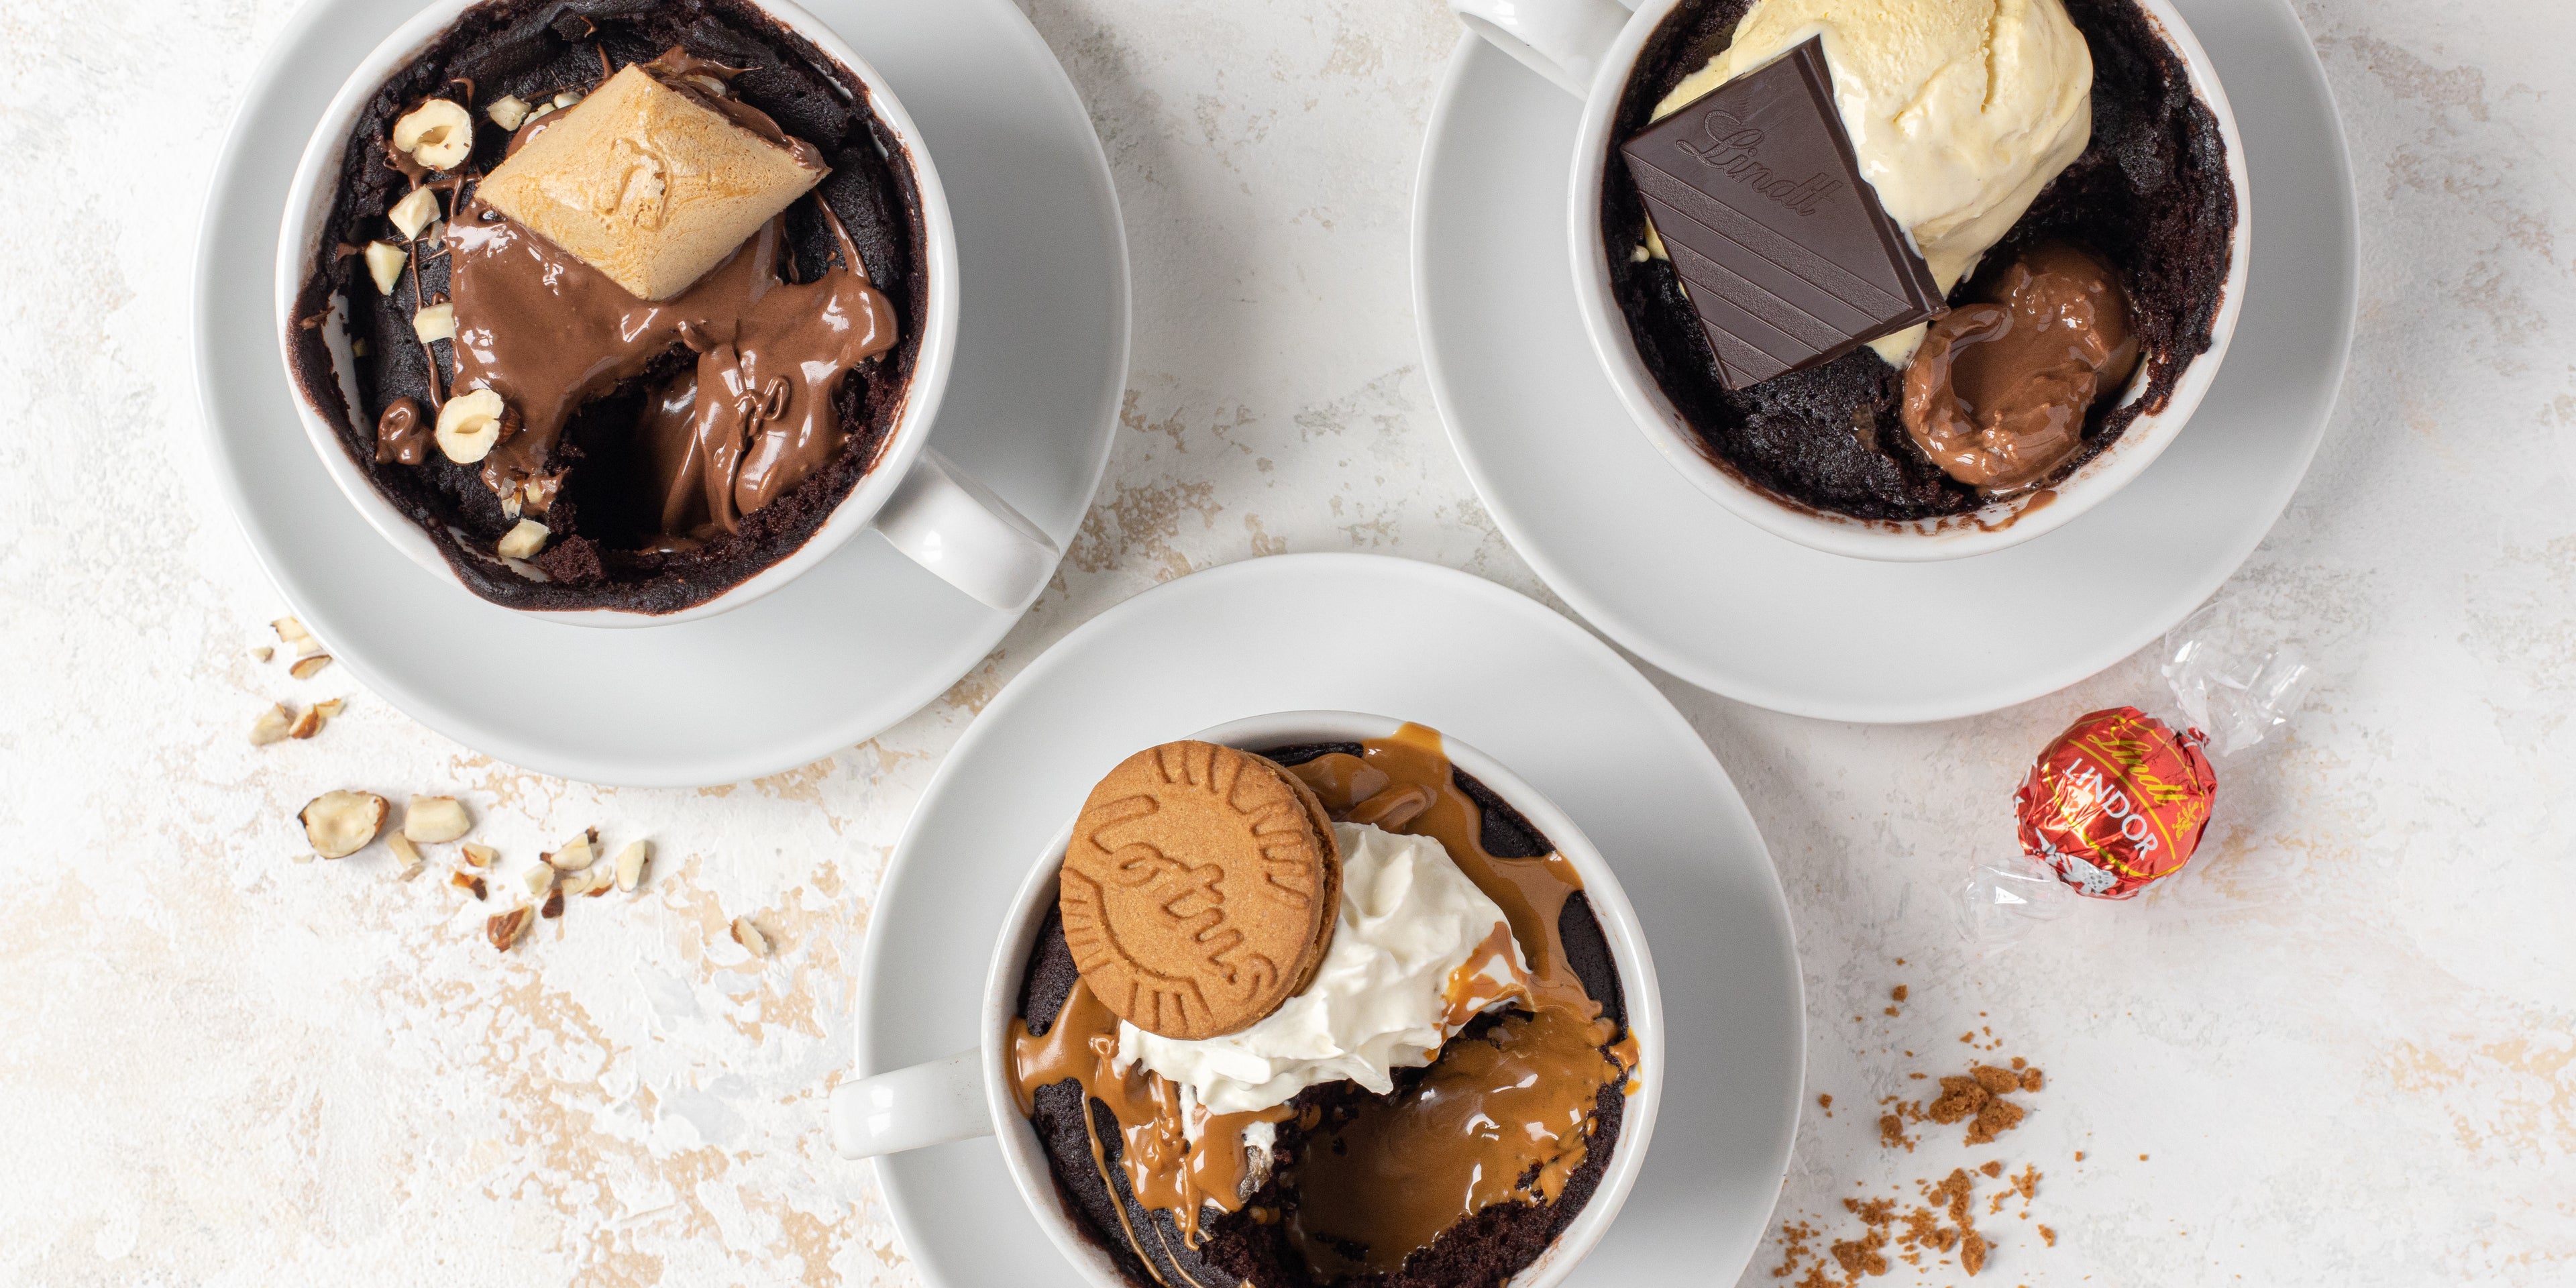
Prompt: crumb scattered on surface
<box><xmin>1772</xmin><ymin>996</ymin><xmax>2057</xmax><ymax>1284</ymax></box>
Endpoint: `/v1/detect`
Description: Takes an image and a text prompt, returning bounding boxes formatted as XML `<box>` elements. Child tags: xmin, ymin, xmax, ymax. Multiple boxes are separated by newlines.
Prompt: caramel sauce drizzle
<box><xmin>1275</xmin><ymin>724</ymin><xmax>1625</xmax><ymax>1277</ymax></box>
<box><xmin>1009</xmin><ymin>981</ymin><xmax>1290</xmax><ymax>1265</ymax></box>
<box><xmin>1008</xmin><ymin>723</ymin><xmax>1635</xmax><ymax>1281</ymax></box>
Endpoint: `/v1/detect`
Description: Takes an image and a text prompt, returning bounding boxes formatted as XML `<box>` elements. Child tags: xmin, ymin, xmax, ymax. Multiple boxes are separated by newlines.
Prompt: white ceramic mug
<box><xmin>1448</xmin><ymin>0</ymin><xmax>2252</xmax><ymax>561</ymax></box>
<box><xmin>829</xmin><ymin>710</ymin><xmax>1665</xmax><ymax>1288</ymax></box>
<box><xmin>277</xmin><ymin>0</ymin><xmax>1059</xmax><ymax>624</ymax></box>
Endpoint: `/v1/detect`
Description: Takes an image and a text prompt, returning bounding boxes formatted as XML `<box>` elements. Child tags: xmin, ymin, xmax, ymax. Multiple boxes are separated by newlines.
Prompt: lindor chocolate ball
<box><xmin>2015</xmin><ymin>707</ymin><xmax>2217</xmax><ymax>900</ymax></box>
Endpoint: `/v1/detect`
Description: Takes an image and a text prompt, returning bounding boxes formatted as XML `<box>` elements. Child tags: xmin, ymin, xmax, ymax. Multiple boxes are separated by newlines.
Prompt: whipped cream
<box><xmin>1118</xmin><ymin>821</ymin><xmax>1527</xmax><ymax>1116</ymax></box>
<box><xmin>1650</xmin><ymin>0</ymin><xmax>2095</xmax><ymax>364</ymax></box>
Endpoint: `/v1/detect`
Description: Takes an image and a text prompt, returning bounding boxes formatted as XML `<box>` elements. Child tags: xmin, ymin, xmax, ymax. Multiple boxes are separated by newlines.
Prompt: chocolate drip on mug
<box><xmin>1009</xmin><ymin>981</ymin><xmax>1292</xmax><ymax>1261</ymax></box>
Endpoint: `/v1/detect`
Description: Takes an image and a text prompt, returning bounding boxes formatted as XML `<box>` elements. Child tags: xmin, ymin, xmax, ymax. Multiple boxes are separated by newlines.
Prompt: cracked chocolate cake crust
<box><xmin>1603</xmin><ymin>0</ymin><xmax>2236</xmax><ymax>522</ymax></box>
<box><xmin>1016</xmin><ymin>748</ymin><xmax>1631</xmax><ymax>1288</ymax></box>
<box><xmin>288</xmin><ymin>0</ymin><xmax>928</xmax><ymax>613</ymax></box>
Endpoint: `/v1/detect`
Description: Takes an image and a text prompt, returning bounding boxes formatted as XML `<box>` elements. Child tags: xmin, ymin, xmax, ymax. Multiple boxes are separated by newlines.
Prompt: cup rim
<box><xmin>973</xmin><ymin>711</ymin><xmax>1666</xmax><ymax>1288</ymax></box>
<box><xmin>270</xmin><ymin>0</ymin><xmax>961</xmax><ymax>627</ymax></box>
<box><xmin>1564</xmin><ymin>0</ymin><xmax>2253</xmax><ymax>562</ymax></box>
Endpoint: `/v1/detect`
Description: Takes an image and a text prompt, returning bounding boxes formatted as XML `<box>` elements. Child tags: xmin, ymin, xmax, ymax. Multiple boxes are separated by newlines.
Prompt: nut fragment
<box><xmin>252</xmin><ymin>646</ymin><xmax>274</xmax><ymax>663</ymax></box>
<box><xmin>389</xmin><ymin>186</ymin><xmax>443</xmax><ymax>241</ymax></box>
<box><xmin>614</xmin><ymin>840</ymin><xmax>651</xmax><ymax>893</ymax></box>
<box><xmin>486</xmin><ymin>906</ymin><xmax>533</xmax><ymax>951</ymax></box>
<box><xmin>541</xmin><ymin>890</ymin><xmax>566</xmax><ymax>920</ymax></box>
<box><xmin>553</xmin><ymin>90</ymin><xmax>584</xmax><ymax>109</ymax></box>
<box><xmin>288</xmin><ymin>653</ymin><xmax>334</xmax><ymax>680</ymax></box>
<box><xmin>386</xmin><ymin>833</ymin><xmax>425</xmax><ymax>877</ymax></box>
<box><xmin>731</xmin><ymin>916</ymin><xmax>770</xmax><ymax>958</ymax></box>
<box><xmin>300</xmin><ymin>790</ymin><xmax>388</xmax><ymax>859</ymax></box>
<box><xmin>402</xmin><ymin>796</ymin><xmax>472</xmax><ymax>844</ymax></box>
<box><xmin>272</xmin><ymin>617</ymin><xmax>310</xmax><ymax>643</ymax></box>
<box><xmin>294</xmin><ymin>636</ymin><xmax>325</xmax><ymax>658</ymax></box>
<box><xmin>521</xmin><ymin>863</ymin><xmax>557</xmax><ymax>899</ymax></box>
<box><xmin>543</xmin><ymin>827</ymin><xmax>599</xmax><ymax>871</ymax></box>
<box><xmin>450</xmin><ymin>869</ymin><xmax>489</xmax><ymax>900</ymax></box>
<box><xmin>249</xmin><ymin>704</ymin><xmax>293</xmax><ymax>746</ymax></box>
<box><xmin>315</xmin><ymin>698</ymin><xmax>345</xmax><ymax>718</ymax></box>
<box><xmin>435</xmin><ymin>388</ymin><xmax>506</xmax><ymax>464</ymax></box>
<box><xmin>364</xmin><ymin>241</ymin><xmax>408</xmax><ymax>294</ymax></box>
<box><xmin>413</xmin><ymin>303</ymin><xmax>456</xmax><ymax>344</ymax></box>
<box><xmin>461</xmin><ymin>842</ymin><xmax>498</xmax><ymax>869</ymax></box>
<box><xmin>562</xmin><ymin>863</ymin><xmax>614</xmax><ymax>897</ymax></box>
<box><xmin>288</xmin><ymin>707</ymin><xmax>324</xmax><ymax>740</ymax></box>
<box><xmin>488</xmin><ymin>94</ymin><xmax>531</xmax><ymax>131</ymax></box>
<box><xmin>392</xmin><ymin>99</ymin><xmax>475</xmax><ymax>170</ymax></box>
<box><xmin>496</xmin><ymin>519</ymin><xmax>551</xmax><ymax>561</ymax></box>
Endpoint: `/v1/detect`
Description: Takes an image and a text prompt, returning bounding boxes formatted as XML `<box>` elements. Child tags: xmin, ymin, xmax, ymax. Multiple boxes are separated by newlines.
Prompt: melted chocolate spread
<box><xmin>1014</xmin><ymin>727</ymin><xmax>1637</xmax><ymax>1288</ymax></box>
<box><xmin>288</xmin><ymin>0</ymin><xmax>927</xmax><ymax>613</ymax></box>
<box><xmin>1604</xmin><ymin>0</ymin><xmax>2235</xmax><ymax>521</ymax></box>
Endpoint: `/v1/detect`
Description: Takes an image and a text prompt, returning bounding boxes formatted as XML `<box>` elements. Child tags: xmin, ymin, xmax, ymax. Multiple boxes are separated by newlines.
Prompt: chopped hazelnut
<box><xmin>404</xmin><ymin>796</ymin><xmax>472</xmax><ymax>845</ymax></box>
<box><xmin>389</xmin><ymin>186</ymin><xmax>443</xmax><ymax>241</ymax></box>
<box><xmin>248</xmin><ymin>704</ymin><xmax>294</xmax><ymax>746</ymax></box>
<box><xmin>495</xmin><ymin>519</ymin><xmax>551</xmax><ymax>561</ymax></box>
<box><xmin>434</xmin><ymin>388</ymin><xmax>506</xmax><ymax>464</ymax></box>
<box><xmin>392</xmin><ymin>99</ymin><xmax>474</xmax><ymax>171</ymax></box>
<box><xmin>364</xmin><ymin>241</ymin><xmax>408</xmax><ymax>294</ymax></box>
<box><xmin>300</xmin><ymin>790</ymin><xmax>388</xmax><ymax>859</ymax></box>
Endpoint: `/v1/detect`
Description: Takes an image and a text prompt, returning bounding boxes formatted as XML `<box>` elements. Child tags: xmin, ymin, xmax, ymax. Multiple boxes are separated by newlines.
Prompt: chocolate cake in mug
<box><xmin>1601</xmin><ymin>0</ymin><xmax>2237</xmax><ymax>523</ymax></box>
<box><xmin>286</xmin><ymin>0</ymin><xmax>929</xmax><ymax>613</ymax></box>
<box><xmin>1010</xmin><ymin>729</ymin><xmax>1643</xmax><ymax>1288</ymax></box>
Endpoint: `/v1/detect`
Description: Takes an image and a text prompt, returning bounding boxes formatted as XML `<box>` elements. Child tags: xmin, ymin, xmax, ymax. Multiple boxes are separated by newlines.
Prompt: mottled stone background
<box><xmin>2</xmin><ymin>0</ymin><xmax>2570</xmax><ymax>1285</ymax></box>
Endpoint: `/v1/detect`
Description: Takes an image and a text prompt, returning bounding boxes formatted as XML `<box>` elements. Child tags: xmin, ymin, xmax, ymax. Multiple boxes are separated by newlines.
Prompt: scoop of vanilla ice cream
<box><xmin>1652</xmin><ymin>0</ymin><xmax>2094</xmax><ymax>364</ymax></box>
<box><xmin>1117</xmin><ymin>821</ymin><xmax>1527</xmax><ymax>1116</ymax></box>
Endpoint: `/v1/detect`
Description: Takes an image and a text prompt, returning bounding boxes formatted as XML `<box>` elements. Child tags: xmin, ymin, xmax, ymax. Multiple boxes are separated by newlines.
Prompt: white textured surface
<box><xmin>0</xmin><ymin>1</ymin><xmax>2569</xmax><ymax>1285</ymax></box>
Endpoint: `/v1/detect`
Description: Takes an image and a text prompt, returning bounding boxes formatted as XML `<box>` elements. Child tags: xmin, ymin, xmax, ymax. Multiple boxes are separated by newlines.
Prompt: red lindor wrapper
<box><xmin>2016</xmin><ymin>707</ymin><xmax>2217</xmax><ymax>900</ymax></box>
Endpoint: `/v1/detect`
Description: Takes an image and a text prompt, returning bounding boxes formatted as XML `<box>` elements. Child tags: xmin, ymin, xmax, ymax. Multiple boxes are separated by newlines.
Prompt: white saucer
<box><xmin>1414</xmin><ymin>0</ymin><xmax>2356</xmax><ymax>723</ymax></box>
<box><xmin>854</xmin><ymin>553</ymin><xmax>1805</xmax><ymax>1287</ymax></box>
<box><xmin>191</xmin><ymin>0</ymin><xmax>1127</xmax><ymax>786</ymax></box>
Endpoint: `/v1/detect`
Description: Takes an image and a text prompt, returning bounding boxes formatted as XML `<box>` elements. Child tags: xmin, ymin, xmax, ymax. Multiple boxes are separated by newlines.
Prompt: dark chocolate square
<box><xmin>1619</xmin><ymin>36</ymin><xmax>1944</xmax><ymax>388</ymax></box>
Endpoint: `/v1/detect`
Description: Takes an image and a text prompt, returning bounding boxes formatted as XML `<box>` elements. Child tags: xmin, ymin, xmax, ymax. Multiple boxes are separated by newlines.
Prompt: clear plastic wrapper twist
<box><xmin>1962</xmin><ymin>603</ymin><xmax>2316</xmax><ymax>944</ymax></box>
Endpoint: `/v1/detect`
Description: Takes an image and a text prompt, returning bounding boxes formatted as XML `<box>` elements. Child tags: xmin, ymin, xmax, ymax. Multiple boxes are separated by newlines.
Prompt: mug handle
<box><xmin>870</xmin><ymin>448</ymin><xmax>1060</xmax><ymax>611</ymax></box>
<box><xmin>1449</xmin><ymin>0</ymin><xmax>1633</xmax><ymax>96</ymax></box>
<box><xmin>830</xmin><ymin>1048</ymin><xmax>991</xmax><ymax>1159</ymax></box>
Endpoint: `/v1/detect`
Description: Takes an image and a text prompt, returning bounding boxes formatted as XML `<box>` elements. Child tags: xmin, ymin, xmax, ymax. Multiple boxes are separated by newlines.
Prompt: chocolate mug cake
<box><xmin>1010</xmin><ymin>729</ymin><xmax>1639</xmax><ymax>1288</ymax></box>
<box><xmin>1603</xmin><ymin>0</ymin><xmax>2237</xmax><ymax>523</ymax></box>
<box><xmin>286</xmin><ymin>0</ymin><xmax>929</xmax><ymax>612</ymax></box>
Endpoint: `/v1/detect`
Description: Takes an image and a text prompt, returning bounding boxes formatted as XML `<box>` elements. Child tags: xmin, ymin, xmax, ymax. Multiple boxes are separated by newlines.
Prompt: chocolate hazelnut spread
<box><xmin>447</xmin><ymin>191</ymin><xmax>898</xmax><ymax>538</ymax></box>
<box><xmin>374</xmin><ymin>398</ymin><xmax>429</xmax><ymax>466</ymax></box>
<box><xmin>1010</xmin><ymin>726</ymin><xmax>1637</xmax><ymax>1287</ymax></box>
<box><xmin>1900</xmin><ymin>244</ymin><xmax>2139</xmax><ymax>492</ymax></box>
